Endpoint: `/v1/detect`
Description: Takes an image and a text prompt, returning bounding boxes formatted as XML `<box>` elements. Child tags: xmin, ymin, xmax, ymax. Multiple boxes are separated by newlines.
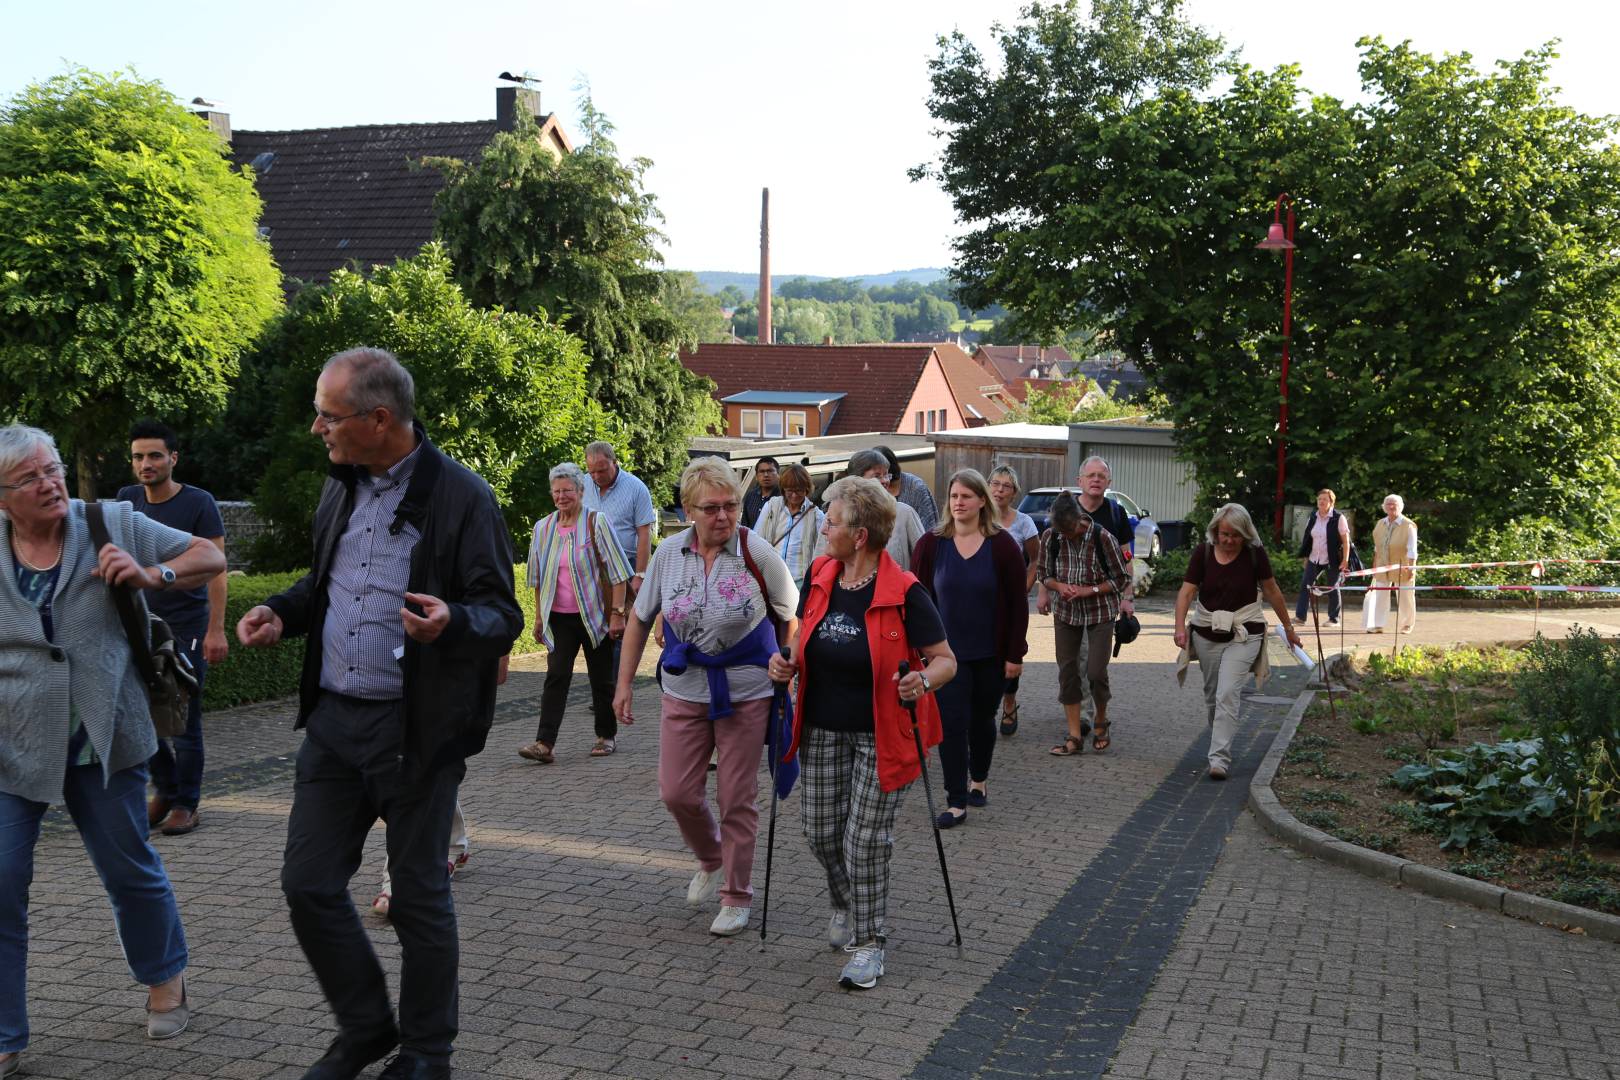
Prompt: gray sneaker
<box><xmin>828</xmin><ymin>909</ymin><xmax>853</xmax><ymax>949</ymax></box>
<box><xmin>839</xmin><ymin>941</ymin><xmax>885</xmax><ymax>989</ymax></box>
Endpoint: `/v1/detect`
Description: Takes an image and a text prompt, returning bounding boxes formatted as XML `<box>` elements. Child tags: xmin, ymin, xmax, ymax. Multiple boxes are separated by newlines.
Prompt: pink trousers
<box><xmin>657</xmin><ymin>694</ymin><xmax>769</xmax><ymax>908</ymax></box>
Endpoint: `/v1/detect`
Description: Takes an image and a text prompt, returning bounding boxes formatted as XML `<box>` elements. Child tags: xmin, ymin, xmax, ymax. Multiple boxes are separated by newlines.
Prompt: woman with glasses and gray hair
<box><xmin>1363</xmin><ymin>494</ymin><xmax>1417</xmax><ymax>634</ymax></box>
<box><xmin>520</xmin><ymin>461</ymin><xmax>633</xmax><ymax>764</ymax></box>
<box><xmin>614</xmin><ymin>458</ymin><xmax>798</xmax><ymax>938</ymax></box>
<box><xmin>847</xmin><ymin>449</ymin><xmax>924</xmax><ymax>570</ymax></box>
<box><xmin>1173</xmin><ymin>503</ymin><xmax>1302</xmax><ymax>780</ymax></box>
<box><xmin>0</xmin><ymin>424</ymin><xmax>226</xmax><ymax>1071</ymax></box>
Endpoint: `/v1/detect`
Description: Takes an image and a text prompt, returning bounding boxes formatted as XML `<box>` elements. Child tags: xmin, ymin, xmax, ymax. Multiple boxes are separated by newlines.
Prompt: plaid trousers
<box><xmin>799</xmin><ymin>726</ymin><xmax>909</xmax><ymax>944</ymax></box>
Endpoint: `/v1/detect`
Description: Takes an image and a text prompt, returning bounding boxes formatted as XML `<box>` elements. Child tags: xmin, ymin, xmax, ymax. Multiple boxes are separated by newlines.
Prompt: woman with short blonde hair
<box><xmin>753</xmin><ymin>463</ymin><xmax>827</xmax><ymax>579</ymax></box>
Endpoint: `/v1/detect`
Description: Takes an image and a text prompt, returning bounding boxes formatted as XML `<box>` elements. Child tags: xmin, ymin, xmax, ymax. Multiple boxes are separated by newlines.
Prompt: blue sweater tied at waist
<box><xmin>659</xmin><ymin>616</ymin><xmax>779</xmax><ymax>720</ymax></box>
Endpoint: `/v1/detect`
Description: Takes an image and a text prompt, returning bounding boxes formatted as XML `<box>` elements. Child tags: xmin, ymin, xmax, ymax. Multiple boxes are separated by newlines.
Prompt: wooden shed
<box><xmin>927</xmin><ymin>424</ymin><xmax>1071</xmax><ymax>494</ymax></box>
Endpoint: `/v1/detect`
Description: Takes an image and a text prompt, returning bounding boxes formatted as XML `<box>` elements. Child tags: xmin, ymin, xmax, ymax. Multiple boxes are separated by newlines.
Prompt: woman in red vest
<box><xmin>771</xmin><ymin>477</ymin><xmax>955</xmax><ymax>990</ymax></box>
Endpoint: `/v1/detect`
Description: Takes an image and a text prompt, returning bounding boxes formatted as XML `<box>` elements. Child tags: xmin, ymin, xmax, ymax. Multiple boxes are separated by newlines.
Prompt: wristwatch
<box><xmin>156</xmin><ymin>564</ymin><xmax>177</xmax><ymax>589</ymax></box>
<box><xmin>611</xmin><ymin>606</ymin><xmax>627</xmax><ymax>617</ymax></box>
<box><xmin>919</xmin><ymin>673</ymin><xmax>932</xmax><ymax>694</ymax></box>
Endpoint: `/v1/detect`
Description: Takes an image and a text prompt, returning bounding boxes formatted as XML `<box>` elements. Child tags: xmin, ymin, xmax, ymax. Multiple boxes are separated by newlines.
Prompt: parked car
<box><xmin>1018</xmin><ymin>487</ymin><xmax>1162</xmax><ymax>561</ymax></box>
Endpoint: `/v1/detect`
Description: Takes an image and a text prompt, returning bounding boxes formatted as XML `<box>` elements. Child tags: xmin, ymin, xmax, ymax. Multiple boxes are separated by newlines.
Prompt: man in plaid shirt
<box><xmin>1038</xmin><ymin>493</ymin><xmax>1130</xmax><ymax>756</ymax></box>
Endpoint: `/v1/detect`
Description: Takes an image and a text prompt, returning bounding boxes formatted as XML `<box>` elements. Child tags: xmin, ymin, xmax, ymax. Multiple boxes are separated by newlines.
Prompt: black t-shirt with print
<box><xmin>797</xmin><ymin>577</ymin><xmax>945</xmax><ymax>733</ymax></box>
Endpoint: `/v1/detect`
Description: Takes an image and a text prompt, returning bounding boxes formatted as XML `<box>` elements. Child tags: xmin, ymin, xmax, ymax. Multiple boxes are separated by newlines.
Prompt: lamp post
<box><xmin>1256</xmin><ymin>193</ymin><xmax>1296</xmax><ymax>541</ymax></box>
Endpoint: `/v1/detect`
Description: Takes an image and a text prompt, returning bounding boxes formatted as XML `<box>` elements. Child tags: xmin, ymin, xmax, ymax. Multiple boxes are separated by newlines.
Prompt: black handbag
<box><xmin>86</xmin><ymin>503</ymin><xmax>199</xmax><ymax>739</ymax></box>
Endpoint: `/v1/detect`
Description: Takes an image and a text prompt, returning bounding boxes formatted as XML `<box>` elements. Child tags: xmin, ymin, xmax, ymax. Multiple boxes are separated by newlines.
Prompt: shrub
<box><xmin>205</xmin><ymin>565</ymin><xmax>545</xmax><ymax>709</ymax></box>
<box><xmin>1516</xmin><ymin>629</ymin><xmax>1620</xmax><ymax>847</ymax></box>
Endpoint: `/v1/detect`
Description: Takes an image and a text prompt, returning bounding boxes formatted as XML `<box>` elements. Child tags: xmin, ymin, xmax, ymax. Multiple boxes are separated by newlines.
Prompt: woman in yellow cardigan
<box><xmin>1363</xmin><ymin>494</ymin><xmax>1417</xmax><ymax>634</ymax></box>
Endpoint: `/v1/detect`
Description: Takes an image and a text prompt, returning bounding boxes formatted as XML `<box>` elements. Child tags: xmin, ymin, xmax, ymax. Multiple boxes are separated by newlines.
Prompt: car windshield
<box><xmin>1019</xmin><ymin>492</ymin><xmax>1058</xmax><ymax>513</ymax></box>
<box><xmin>1108</xmin><ymin>490</ymin><xmax>1142</xmax><ymax>517</ymax></box>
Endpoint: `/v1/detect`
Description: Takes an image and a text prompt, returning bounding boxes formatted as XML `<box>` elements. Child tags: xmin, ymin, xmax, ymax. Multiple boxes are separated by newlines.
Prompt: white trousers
<box><xmin>1361</xmin><ymin>582</ymin><xmax>1416</xmax><ymax>633</ymax></box>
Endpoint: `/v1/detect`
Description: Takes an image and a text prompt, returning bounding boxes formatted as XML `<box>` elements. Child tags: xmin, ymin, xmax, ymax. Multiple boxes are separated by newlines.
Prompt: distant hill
<box><xmin>686</xmin><ymin>267</ymin><xmax>950</xmax><ymax>295</ymax></box>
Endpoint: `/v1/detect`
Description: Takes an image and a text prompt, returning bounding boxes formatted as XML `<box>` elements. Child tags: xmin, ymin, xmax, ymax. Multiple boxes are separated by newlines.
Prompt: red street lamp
<box><xmin>1256</xmin><ymin>193</ymin><xmax>1296</xmax><ymax>541</ymax></box>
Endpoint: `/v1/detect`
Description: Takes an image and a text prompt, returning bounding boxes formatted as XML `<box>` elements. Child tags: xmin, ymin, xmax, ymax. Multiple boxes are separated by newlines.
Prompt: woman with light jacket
<box><xmin>1174</xmin><ymin>503</ymin><xmax>1303</xmax><ymax>780</ymax></box>
<box><xmin>752</xmin><ymin>463</ymin><xmax>825</xmax><ymax>581</ymax></box>
<box><xmin>770</xmin><ymin>476</ymin><xmax>955</xmax><ymax>989</ymax></box>
<box><xmin>0</xmin><ymin>424</ymin><xmax>225</xmax><ymax>1073</ymax></box>
<box><xmin>520</xmin><ymin>462</ymin><xmax>633</xmax><ymax>763</ymax></box>
<box><xmin>1363</xmin><ymin>494</ymin><xmax>1417</xmax><ymax>635</ymax></box>
<box><xmin>909</xmin><ymin>468</ymin><xmax>1029</xmax><ymax>827</ymax></box>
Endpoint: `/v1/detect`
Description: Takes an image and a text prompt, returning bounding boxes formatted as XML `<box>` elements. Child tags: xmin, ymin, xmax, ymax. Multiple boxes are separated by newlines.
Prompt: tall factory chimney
<box><xmin>759</xmin><ymin>188</ymin><xmax>772</xmax><ymax>345</ymax></box>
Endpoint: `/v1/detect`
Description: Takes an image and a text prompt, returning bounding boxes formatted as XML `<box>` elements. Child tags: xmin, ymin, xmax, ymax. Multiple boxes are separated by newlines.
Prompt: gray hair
<box><xmin>1206</xmin><ymin>502</ymin><xmax>1262</xmax><ymax>547</ymax></box>
<box><xmin>1050</xmin><ymin>491</ymin><xmax>1085</xmax><ymax>535</ymax></box>
<box><xmin>325</xmin><ymin>347</ymin><xmax>415</xmax><ymax>424</ymax></box>
<box><xmin>988</xmin><ymin>463</ymin><xmax>1021</xmax><ymax>495</ymax></box>
<box><xmin>584</xmin><ymin>441</ymin><xmax>617</xmax><ymax>464</ymax></box>
<box><xmin>822</xmin><ymin>476</ymin><xmax>895</xmax><ymax>551</ymax></box>
<box><xmin>1078</xmin><ymin>455</ymin><xmax>1111</xmax><ymax>479</ymax></box>
<box><xmin>846</xmin><ymin>449</ymin><xmax>890</xmax><ymax>480</ymax></box>
<box><xmin>1383</xmin><ymin>493</ymin><xmax>1405</xmax><ymax>514</ymax></box>
<box><xmin>0</xmin><ymin>425</ymin><xmax>60</xmax><ymax>495</ymax></box>
<box><xmin>549</xmin><ymin>462</ymin><xmax>587</xmax><ymax>493</ymax></box>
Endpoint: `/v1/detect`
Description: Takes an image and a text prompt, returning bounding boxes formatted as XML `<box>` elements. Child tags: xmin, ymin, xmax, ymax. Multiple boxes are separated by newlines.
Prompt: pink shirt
<box><xmin>552</xmin><ymin>525</ymin><xmax>580</xmax><ymax>613</ymax></box>
<box><xmin>1308</xmin><ymin>511</ymin><xmax>1348</xmax><ymax>564</ymax></box>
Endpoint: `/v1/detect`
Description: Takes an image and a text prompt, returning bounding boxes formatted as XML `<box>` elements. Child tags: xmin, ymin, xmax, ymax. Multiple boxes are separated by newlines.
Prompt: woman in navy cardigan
<box><xmin>911</xmin><ymin>468</ymin><xmax>1030</xmax><ymax>827</ymax></box>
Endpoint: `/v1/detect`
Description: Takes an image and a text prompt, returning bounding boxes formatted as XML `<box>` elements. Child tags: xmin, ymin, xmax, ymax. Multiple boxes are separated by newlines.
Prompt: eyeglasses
<box><xmin>1</xmin><ymin>462</ymin><xmax>65</xmax><ymax>492</ymax></box>
<box><xmin>693</xmin><ymin>501</ymin><xmax>741</xmax><ymax>517</ymax></box>
<box><xmin>313</xmin><ymin>404</ymin><xmax>369</xmax><ymax>427</ymax></box>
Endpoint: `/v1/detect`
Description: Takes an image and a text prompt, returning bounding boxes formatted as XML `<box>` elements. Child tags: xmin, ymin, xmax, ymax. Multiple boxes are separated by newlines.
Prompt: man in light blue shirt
<box><xmin>582</xmin><ymin>441</ymin><xmax>657</xmax><ymax>599</ymax></box>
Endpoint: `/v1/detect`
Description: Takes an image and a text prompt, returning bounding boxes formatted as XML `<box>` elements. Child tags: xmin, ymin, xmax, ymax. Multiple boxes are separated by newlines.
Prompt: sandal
<box><xmin>518</xmin><ymin>741</ymin><xmax>555</xmax><ymax>764</ymax></box>
<box><xmin>1050</xmin><ymin>735</ymin><xmax>1084</xmax><ymax>757</ymax></box>
<box><xmin>1092</xmin><ymin>722</ymin><xmax>1112</xmax><ymax>752</ymax></box>
<box><xmin>999</xmin><ymin>704</ymin><xmax>1019</xmax><ymax>736</ymax></box>
<box><xmin>591</xmin><ymin>737</ymin><xmax>616</xmax><ymax>757</ymax></box>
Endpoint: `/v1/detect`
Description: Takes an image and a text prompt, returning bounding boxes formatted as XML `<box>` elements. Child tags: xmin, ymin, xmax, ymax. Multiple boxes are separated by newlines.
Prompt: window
<box><xmin>915</xmin><ymin>411</ymin><xmax>925</xmax><ymax>434</ymax></box>
<box><xmin>786</xmin><ymin>411</ymin><xmax>807</xmax><ymax>438</ymax></box>
<box><xmin>926</xmin><ymin>411</ymin><xmax>936</xmax><ymax>433</ymax></box>
<box><xmin>739</xmin><ymin>409</ymin><xmax>760</xmax><ymax>438</ymax></box>
<box><xmin>762</xmin><ymin>410</ymin><xmax>784</xmax><ymax>439</ymax></box>
<box><xmin>936</xmin><ymin>408</ymin><xmax>948</xmax><ymax>429</ymax></box>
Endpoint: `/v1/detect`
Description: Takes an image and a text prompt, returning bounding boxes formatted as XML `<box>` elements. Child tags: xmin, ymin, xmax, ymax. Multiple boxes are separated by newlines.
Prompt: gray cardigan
<box><xmin>0</xmin><ymin>500</ymin><xmax>191</xmax><ymax>804</ymax></box>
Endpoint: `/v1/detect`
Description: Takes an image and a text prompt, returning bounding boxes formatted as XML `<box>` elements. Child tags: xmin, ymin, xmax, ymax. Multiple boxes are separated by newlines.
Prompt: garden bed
<box><xmin>1272</xmin><ymin>644</ymin><xmax>1620</xmax><ymax>916</ymax></box>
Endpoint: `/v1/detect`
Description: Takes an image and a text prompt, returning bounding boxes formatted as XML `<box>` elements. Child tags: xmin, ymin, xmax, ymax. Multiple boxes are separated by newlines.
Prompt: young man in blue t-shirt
<box><xmin>119</xmin><ymin>420</ymin><xmax>228</xmax><ymax>837</ymax></box>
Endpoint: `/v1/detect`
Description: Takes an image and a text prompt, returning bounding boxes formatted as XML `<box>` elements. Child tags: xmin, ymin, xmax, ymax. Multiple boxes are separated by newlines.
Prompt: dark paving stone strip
<box><xmin>909</xmin><ymin>675</ymin><xmax>1303</xmax><ymax>1080</ymax></box>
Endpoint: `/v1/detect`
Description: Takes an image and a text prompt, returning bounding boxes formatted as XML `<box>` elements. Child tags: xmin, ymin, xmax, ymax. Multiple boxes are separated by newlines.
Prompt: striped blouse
<box><xmin>526</xmin><ymin>509</ymin><xmax>633</xmax><ymax>649</ymax></box>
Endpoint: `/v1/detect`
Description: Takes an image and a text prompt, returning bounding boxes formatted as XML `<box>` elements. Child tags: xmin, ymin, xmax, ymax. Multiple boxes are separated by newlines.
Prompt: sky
<box><xmin>4</xmin><ymin>0</ymin><xmax>1617</xmax><ymax>279</ymax></box>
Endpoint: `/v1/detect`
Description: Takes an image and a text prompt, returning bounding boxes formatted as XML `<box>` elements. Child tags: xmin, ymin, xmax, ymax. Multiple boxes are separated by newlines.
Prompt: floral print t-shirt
<box><xmin>633</xmin><ymin>526</ymin><xmax>799</xmax><ymax>705</ymax></box>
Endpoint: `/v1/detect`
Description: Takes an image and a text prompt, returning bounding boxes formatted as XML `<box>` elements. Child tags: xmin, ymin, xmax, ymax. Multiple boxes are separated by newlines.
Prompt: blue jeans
<box><xmin>0</xmin><ymin>762</ymin><xmax>188</xmax><ymax>1052</ymax></box>
<box><xmin>149</xmin><ymin>630</ymin><xmax>208</xmax><ymax>810</ymax></box>
<box><xmin>1295</xmin><ymin>561</ymin><xmax>1343</xmax><ymax>622</ymax></box>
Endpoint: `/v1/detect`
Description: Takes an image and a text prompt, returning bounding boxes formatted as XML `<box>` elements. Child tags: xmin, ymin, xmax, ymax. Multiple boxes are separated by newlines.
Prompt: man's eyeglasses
<box><xmin>694</xmin><ymin>501</ymin><xmax>741</xmax><ymax>517</ymax></box>
<box><xmin>0</xmin><ymin>462</ymin><xmax>65</xmax><ymax>492</ymax></box>
<box><xmin>313</xmin><ymin>404</ymin><xmax>369</xmax><ymax>427</ymax></box>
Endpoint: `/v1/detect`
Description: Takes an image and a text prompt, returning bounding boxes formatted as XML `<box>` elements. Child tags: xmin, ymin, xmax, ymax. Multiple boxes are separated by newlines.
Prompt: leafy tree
<box><xmin>1002</xmin><ymin>380</ymin><xmax>1159</xmax><ymax>425</ymax></box>
<box><xmin>248</xmin><ymin>244</ymin><xmax>618</xmax><ymax>568</ymax></box>
<box><xmin>428</xmin><ymin>102</ymin><xmax>718</xmax><ymax>502</ymax></box>
<box><xmin>917</xmin><ymin>0</ymin><xmax>1620</xmax><ymax>547</ymax></box>
<box><xmin>716</xmin><ymin>284</ymin><xmax>748</xmax><ymax>309</ymax></box>
<box><xmin>661</xmin><ymin>271</ymin><xmax>732</xmax><ymax>343</ymax></box>
<box><xmin>0</xmin><ymin>69</ymin><xmax>281</xmax><ymax>495</ymax></box>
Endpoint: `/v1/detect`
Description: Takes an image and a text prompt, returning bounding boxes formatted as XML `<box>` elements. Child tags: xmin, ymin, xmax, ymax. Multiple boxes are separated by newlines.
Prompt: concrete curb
<box><xmin>1248</xmin><ymin>688</ymin><xmax>1620</xmax><ymax>944</ymax></box>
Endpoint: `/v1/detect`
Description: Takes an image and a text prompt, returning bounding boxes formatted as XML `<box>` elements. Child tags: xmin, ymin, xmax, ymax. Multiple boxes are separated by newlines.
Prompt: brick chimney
<box><xmin>190</xmin><ymin>101</ymin><xmax>230</xmax><ymax>143</ymax></box>
<box><xmin>496</xmin><ymin>86</ymin><xmax>543</xmax><ymax>132</ymax></box>
<box><xmin>759</xmin><ymin>188</ymin><xmax>772</xmax><ymax>346</ymax></box>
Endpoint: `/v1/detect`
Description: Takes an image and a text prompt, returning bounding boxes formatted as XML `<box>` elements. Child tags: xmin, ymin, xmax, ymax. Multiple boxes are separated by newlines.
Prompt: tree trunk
<box><xmin>77</xmin><ymin>446</ymin><xmax>96</xmax><ymax>502</ymax></box>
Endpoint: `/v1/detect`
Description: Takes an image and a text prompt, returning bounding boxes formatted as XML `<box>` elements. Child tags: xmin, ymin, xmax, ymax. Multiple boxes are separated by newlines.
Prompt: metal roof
<box><xmin>719</xmin><ymin>390</ymin><xmax>848</xmax><ymax>406</ymax></box>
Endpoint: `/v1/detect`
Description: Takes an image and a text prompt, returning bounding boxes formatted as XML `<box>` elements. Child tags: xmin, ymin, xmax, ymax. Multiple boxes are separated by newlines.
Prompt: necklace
<box><xmin>839</xmin><ymin>564</ymin><xmax>879</xmax><ymax>591</ymax></box>
<box><xmin>11</xmin><ymin>532</ymin><xmax>63</xmax><ymax>573</ymax></box>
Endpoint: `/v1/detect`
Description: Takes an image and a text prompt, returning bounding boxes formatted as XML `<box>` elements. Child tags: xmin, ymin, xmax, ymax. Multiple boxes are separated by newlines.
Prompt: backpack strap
<box><xmin>86</xmin><ymin>503</ymin><xmax>161</xmax><ymax>689</ymax></box>
<box><xmin>737</xmin><ymin>526</ymin><xmax>784</xmax><ymax>637</ymax></box>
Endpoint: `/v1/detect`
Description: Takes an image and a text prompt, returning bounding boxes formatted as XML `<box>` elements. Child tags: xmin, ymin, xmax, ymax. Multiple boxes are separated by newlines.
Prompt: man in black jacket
<box><xmin>237</xmin><ymin>348</ymin><xmax>521</xmax><ymax>1080</ymax></box>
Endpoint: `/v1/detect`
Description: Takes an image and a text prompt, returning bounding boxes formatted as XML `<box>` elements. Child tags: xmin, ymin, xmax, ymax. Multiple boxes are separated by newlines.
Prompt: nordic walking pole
<box><xmin>759</xmin><ymin>644</ymin><xmax>790</xmax><ymax>948</ymax></box>
<box><xmin>900</xmin><ymin>660</ymin><xmax>962</xmax><ymax>951</ymax></box>
<box><xmin>1310</xmin><ymin>589</ymin><xmax>1339</xmax><ymax>725</ymax></box>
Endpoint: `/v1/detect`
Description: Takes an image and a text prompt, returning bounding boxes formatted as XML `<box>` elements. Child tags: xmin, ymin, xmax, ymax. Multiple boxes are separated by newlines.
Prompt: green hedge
<box><xmin>203</xmin><ymin>566</ymin><xmax>544</xmax><ymax>709</ymax></box>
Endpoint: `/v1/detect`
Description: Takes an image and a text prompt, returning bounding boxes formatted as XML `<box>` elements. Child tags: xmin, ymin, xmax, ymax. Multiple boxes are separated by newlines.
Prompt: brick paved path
<box><xmin>16</xmin><ymin>605</ymin><xmax>1620</xmax><ymax>1078</ymax></box>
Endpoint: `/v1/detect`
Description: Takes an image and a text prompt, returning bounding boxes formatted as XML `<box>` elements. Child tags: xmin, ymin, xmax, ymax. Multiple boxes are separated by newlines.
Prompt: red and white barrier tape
<box><xmin>1343</xmin><ymin>557</ymin><xmax>1620</xmax><ymax>579</ymax></box>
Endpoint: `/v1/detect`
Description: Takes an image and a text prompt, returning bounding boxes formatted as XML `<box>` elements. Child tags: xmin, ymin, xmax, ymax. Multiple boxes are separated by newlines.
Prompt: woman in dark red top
<box><xmin>1173</xmin><ymin>503</ymin><xmax>1301</xmax><ymax>780</ymax></box>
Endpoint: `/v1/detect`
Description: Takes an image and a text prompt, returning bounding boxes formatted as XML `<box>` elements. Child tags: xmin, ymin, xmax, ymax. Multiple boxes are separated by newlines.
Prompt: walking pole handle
<box><xmin>898</xmin><ymin>660</ymin><xmax>916</xmax><ymax>714</ymax></box>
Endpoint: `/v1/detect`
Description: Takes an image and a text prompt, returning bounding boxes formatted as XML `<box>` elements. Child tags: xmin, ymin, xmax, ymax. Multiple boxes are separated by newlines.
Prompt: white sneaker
<box><xmin>686</xmin><ymin>865</ymin><xmax>724</xmax><ymax>907</ymax></box>
<box><xmin>839</xmin><ymin>941</ymin><xmax>885</xmax><ymax>989</ymax></box>
<box><xmin>710</xmin><ymin>905</ymin><xmax>751</xmax><ymax>936</ymax></box>
<box><xmin>828</xmin><ymin>909</ymin><xmax>853</xmax><ymax>949</ymax></box>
